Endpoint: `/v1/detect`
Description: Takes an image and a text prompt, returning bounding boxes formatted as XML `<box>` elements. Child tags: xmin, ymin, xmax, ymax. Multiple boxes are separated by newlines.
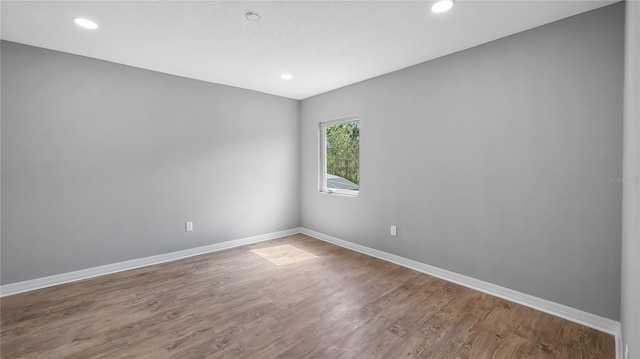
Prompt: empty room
<box><xmin>1</xmin><ymin>1</ymin><xmax>638</xmax><ymax>358</ymax></box>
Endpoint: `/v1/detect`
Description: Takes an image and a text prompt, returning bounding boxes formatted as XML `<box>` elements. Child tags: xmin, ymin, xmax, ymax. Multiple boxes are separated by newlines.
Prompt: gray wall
<box><xmin>622</xmin><ymin>1</ymin><xmax>640</xmax><ymax>357</ymax></box>
<box><xmin>300</xmin><ymin>4</ymin><xmax>624</xmax><ymax>320</ymax></box>
<box><xmin>1</xmin><ymin>41</ymin><xmax>300</xmax><ymax>284</ymax></box>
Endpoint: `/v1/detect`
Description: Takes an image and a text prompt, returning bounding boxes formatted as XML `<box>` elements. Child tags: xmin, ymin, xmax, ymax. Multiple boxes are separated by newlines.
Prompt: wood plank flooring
<box><xmin>0</xmin><ymin>234</ymin><xmax>614</xmax><ymax>358</ymax></box>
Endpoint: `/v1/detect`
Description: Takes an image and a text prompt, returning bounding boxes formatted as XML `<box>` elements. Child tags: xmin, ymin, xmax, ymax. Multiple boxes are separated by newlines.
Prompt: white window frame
<box><xmin>319</xmin><ymin>115</ymin><xmax>360</xmax><ymax>197</ymax></box>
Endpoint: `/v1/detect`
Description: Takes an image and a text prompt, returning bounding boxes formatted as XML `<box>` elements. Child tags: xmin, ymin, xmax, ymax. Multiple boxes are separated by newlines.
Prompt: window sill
<box><xmin>319</xmin><ymin>190</ymin><xmax>359</xmax><ymax>198</ymax></box>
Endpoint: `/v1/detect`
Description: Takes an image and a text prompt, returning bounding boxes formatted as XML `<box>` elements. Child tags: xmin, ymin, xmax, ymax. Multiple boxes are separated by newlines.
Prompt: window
<box><xmin>320</xmin><ymin>116</ymin><xmax>360</xmax><ymax>196</ymax></box>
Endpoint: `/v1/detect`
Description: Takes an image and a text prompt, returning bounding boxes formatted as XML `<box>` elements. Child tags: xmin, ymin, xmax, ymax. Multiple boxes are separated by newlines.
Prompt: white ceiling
<box><xmin>1</xmin><ymin>1</ymin><xmax>617</xmax><ymax>100</ymax></box>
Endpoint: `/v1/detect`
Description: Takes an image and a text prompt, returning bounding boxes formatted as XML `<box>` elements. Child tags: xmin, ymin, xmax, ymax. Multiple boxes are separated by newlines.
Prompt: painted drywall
<box><xmin>622</xmin><ymin>1</ymin><xmax>640</xmax><ymax>357</ymax></box>
<box><xmin>0</xmin><ymin>41</ymin><xmax>300</xmax><ymax>284</ymax></box>
<box><xmin>300</xmin><ymin>4</ymin><xmax>624</xmax><ymax>320</ymax></box>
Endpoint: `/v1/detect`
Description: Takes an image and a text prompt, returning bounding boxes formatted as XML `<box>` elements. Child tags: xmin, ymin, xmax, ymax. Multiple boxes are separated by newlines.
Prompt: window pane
<box><xmin>325</xmin><ymin>120</ymin><xmax>359</xmax><ymax>191</ymax></box>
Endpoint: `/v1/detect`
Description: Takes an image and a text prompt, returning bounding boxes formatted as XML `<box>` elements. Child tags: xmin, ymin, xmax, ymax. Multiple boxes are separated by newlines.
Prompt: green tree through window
<box><xmin>325</xmin><ymin>120</ymin><xmax>360</xmax><ymax>186</ymax></box>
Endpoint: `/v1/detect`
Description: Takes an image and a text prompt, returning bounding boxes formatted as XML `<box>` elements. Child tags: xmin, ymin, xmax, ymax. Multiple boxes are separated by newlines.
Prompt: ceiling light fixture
<box><xmin>245</xmin><ymin>11</ymin><xmax>261</xmax><ymax>21</ymax></box>
<box><xmin>281</xmin><ymin>73</ymin><xmax>293</xmax><ymax>81</ymax></box>
<box><xmin>431</xmin><ymin>0</ymin><xmax>454</xmax><ymax>13</ymax></box>
<box><xmin>73</xmin><ymin>17</ymin><xmax>98</xmax><ymax>29</ymax></box>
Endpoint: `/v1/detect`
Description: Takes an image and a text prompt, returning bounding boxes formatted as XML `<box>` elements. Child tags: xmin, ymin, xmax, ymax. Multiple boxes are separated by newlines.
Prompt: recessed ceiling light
<box><xmin>245</xmin><ymin>11</ymin><xmax>261</xmax><ymax>21</ymax></box>
<box><xmin>73</xmin><ymin>17</ymin><xmax>98</xmax><ymax>29</ymax></box>
<box><xmin>431</xmin><ymin>0</ymin><xmax>454</xmax><ymax>13</ymax></box>
<box><xmin>281</xmin><ymin>73</ymin><xmax>293</xmax><ymax>81</ymax></box>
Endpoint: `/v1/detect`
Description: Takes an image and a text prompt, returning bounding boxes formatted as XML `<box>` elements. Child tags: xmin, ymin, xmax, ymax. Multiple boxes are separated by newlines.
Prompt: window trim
<box><xmin>319</xmin><ymin>115</ymin><xmax>360</xmax><ymax>197</ymax></box>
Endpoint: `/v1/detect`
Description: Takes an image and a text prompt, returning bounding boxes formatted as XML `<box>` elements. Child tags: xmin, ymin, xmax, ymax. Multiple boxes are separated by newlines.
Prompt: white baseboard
<box><xmin>0</xmin><ymin>226</ymin><xmax>622</xmax><ymax>358</ymax></box>
<box><xmin>616</xmin><ymin>331</ymin><xmax>624</xmax><ymax>359</ymax></box>
<box><xmin>0</xmin><ymin>227</ymin><xmax>302</xmax><ymax>297</ymax></box>
<box><xmin>300</xmin><ymin>228</ymin><xmax>622</xmax><ymax>344</ymax></box>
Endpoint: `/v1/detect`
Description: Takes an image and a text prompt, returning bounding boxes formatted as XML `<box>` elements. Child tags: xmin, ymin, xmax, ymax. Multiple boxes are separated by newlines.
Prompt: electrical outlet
<box><xmin>185</xmin><ymin>221</ymin><xmax>193</xmax><ymax>232</ymax></box>
<box><xmin>390</xmin><ymin>225</ymin><xmax>397</xmax><ymax>236</ymax></box>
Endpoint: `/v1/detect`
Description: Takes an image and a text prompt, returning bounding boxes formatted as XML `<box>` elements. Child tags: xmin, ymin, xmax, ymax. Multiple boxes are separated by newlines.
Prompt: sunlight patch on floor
<box><xmin>250</xmin><ymin>244</ymin><xmax>318</xmax><ymax>265</ymax></box>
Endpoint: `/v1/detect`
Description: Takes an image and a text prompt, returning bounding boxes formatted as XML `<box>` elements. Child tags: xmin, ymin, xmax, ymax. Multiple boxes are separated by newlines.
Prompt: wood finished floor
<box><xmin>1</xmin><ymin>234</ymin><xmax>614</xmax><ymax>359</ymax></box>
